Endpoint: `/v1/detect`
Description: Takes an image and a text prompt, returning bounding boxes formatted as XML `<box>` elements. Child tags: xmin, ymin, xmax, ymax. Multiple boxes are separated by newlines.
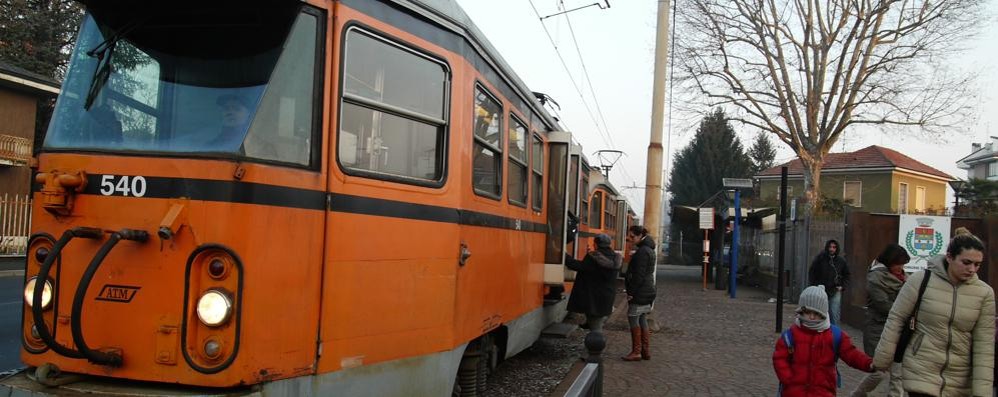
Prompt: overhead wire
<box><xmin>558</xmin><ymin>2</ymin><xmax>641</xmax><ymax>191</ymax></box>
<box><xmin>560</xmin><ymin>1</ymin><xmax>616</xmax><ymax>150</ymax></box>
<box><xmin>526</xmin><ymin>0</ymin><xmax>612</xmax><ymax>148</ymax></box>
<box><xmin>526</xmin><ymin>0</ymin><xmax>640</xmax><ymax>195</ymax></box>
<box><xmin>555</xmin><ymin>1</ymin><xmax>639</xmax><ymax>189</ymax></box>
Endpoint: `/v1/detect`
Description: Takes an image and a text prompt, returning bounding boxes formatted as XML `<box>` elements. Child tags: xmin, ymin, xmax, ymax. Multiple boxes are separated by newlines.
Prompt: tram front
<box><xmin>18</xmin><ymin>0</ymin><xmax>328</xmax><ymax>390</ymax></box>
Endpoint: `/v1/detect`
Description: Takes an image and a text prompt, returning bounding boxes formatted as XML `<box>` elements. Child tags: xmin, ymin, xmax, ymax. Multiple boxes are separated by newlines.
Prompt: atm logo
<box><xmin>96</xmin><ymin>285</ymin><xmax>141</xmax><ymax>303</ymax></box>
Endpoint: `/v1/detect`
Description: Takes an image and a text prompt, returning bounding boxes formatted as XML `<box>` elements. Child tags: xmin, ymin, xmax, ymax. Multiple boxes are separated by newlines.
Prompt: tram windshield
<box><xmin>44</xmin><ymin>4</ymin><xmax>321</xmax><ymax>166</ymax></box>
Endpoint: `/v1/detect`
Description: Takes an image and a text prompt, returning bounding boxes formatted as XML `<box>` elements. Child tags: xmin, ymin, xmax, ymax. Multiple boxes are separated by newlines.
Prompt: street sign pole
<box><xmin>776</xmin><ymin>166</ymin><xmax>788</xmax><ymax>332</ymax></box>
<box><xmin>703</xmin><ymin>230</ymin><xmax>709</xmax><ymax>291</ymax></box>
<box><xmin>721</xmin><ymin>178</ymin><xmax>752</xmax><ymax>300</ymax></box>
<box><xmin>730</xmin><ymin>190</ymin><xmax>741</xmax><ymax>299</ymax></box>
<box><xmin>698</xmin><ymin>207</ymin><xmax>714</xmax><ymax>291</ymax></box>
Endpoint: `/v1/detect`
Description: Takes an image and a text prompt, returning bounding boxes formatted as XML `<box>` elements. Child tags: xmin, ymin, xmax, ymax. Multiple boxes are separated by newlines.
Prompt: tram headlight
<box><xmin>23</xmin><ymin>277</ymin><xmax>53</xmax><ymax>310</ymax></box>
<box><xmin>196</xmin><ymin>289</ymin><xmax>233</xmax><ymax>327</ymax></box>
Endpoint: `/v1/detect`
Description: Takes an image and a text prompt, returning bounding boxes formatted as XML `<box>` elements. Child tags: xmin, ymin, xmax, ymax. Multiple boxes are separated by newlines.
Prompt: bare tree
<box><xmin>675</xmin><ymin>0</ymin><xmax>985</xmax><ymax>213</ymax></box>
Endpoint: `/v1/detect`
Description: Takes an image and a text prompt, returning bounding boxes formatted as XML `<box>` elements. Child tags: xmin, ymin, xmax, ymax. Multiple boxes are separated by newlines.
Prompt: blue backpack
<box><xmin>779</xmin><ymin>325</ymin><xmax>843</xmax><ymax>392</ymax></box>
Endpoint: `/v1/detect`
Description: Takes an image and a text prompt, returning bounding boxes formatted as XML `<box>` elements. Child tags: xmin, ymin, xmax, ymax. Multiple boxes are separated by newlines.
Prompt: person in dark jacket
<box><xmin>809</xmin><ymin>239</ymin><xmax>849</xmax><ymax>325</ymax></box>
<box><xmin>564</xmin><ymin>234</ymin><xmax>622</xmax><ymax>333</ymax></box>
<box><xmin>622</xmin><ymin>225</ymin><xmax>656</xmax><ymax>361</ymax></box>
<box><xmin>850</xmin><ymin>243</ymin><xmax>909</xmax><ymax>397</ymax></box>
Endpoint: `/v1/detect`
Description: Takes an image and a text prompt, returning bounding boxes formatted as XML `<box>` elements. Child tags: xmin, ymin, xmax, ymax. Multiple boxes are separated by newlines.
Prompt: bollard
<box><xmin>563</xmin><ymin>331</ymin><xmax>606</xmax><ymax>397</ymax></box>
<box><xmin>585</xmin><ymin>331</ymin><xmax>605</xmax><ymax>396</ymax></box>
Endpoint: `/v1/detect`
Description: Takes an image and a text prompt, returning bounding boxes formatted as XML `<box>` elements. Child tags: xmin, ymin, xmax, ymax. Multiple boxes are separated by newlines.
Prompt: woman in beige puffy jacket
<box><xmin>873</xmin><ymin>233</ymin><xmax>995</xmax><ymax>397</ymax></box>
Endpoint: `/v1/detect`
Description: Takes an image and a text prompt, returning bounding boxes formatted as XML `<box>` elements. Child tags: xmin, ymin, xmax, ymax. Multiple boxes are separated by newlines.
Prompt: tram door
<box><xmin>543</xmin><ymin>132</ymin><xmax>571</xmax><ymax>286</ymax></box>
<box><xmin>564</xmin><ymin>144</ymin><xmax>582</xmax><ymax>281</ymax></box>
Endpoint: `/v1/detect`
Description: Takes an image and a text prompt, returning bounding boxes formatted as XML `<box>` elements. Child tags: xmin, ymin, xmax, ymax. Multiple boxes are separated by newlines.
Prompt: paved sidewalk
<box><xmin>597</xmin><ymin>265</ymin><xmax>880</xmax><ymax>397</ymax></box>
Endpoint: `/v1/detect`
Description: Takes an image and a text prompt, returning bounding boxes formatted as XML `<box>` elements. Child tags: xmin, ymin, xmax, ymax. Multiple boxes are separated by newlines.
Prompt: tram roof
<box><xmin>398</xmin><ymin>0</ymin><xmax>564</xmax><ymax>133</ymax></box>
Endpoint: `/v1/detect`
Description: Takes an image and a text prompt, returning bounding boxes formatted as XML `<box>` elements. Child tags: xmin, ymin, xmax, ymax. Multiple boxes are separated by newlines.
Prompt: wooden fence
<box><xmin>0</xmin><ymin>194</ymin><xmax>31</xmax><ymax>256</ymax></box>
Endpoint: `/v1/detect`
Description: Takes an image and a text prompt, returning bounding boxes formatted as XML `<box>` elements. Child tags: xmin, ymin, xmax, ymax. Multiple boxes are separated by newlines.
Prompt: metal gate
<box><xmin>0</xmin><ymin>194</ymin><xmax>31</xmax><ymax>256</ymax></box>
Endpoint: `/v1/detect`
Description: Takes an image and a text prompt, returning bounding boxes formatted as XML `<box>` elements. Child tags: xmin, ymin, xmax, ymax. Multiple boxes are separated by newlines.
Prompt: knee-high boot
<box><xmin>622</xmin><ymin>327</ymin><xmax>642</xmax><ymax>361</ymax></box>
<box><xmin>640</xmin><ymin>327</ymin><xmax>651</xmax><ymax>360</ymax></box>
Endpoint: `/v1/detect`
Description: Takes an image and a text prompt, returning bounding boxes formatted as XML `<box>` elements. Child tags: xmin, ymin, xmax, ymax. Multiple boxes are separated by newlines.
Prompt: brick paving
<box><xmin>595</xmin><ymin>265</ymin><xmax>884</xmax><ymax>397</ymax></box>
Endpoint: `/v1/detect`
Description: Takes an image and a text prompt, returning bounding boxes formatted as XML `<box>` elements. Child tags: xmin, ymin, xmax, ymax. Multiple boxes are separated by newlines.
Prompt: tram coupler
<box><xmin>118</xmin><ymin>228</ymin><xmax>150</xmax><ymax>242</ymax></box>
<box><xmin>71</xmin><ymin>226</ymin><xmax>105</xmax><ymax>239</ymax></box>
<box><xmin>30</xmin><ymin>227</ymin><xmax>111</xmax><ymax>360</ymax></box>
<box><xmin>71</xmin><ymin>229</ymin><xmax>149</xmax><ymax>367</ymax></box>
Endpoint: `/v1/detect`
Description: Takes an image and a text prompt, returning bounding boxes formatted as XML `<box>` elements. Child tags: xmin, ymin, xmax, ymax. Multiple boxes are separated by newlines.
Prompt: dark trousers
<box><xmin>907</xmin><ymin>393</ymin><xmax>933</xmax><ymax>397</ymax></box>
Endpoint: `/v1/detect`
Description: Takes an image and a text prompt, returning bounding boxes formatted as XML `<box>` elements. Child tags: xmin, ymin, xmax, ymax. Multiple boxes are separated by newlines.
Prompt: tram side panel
<box><xmin>318</xmin><ymin>0</ymin><xmax>552</xmax><ymax>385</ymax></box>
<box><xmin>317</xmin><ymin>3</ymin><xmax>464</xmax><ymax>376</ymax></box>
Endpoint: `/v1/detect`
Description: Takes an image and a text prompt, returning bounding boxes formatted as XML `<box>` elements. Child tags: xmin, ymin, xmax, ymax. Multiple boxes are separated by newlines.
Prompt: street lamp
<box><xmin>948</xmin><ymin>179</ymin><xmax>968</xmax><ymax>213</ymax></box>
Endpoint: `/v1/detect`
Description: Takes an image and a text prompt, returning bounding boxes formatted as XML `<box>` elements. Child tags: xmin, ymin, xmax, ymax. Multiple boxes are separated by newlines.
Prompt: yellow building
<box><xmin>755</xmin><ymin>146</ymin><xmax>953</xmax><ymax>214</ymax></box>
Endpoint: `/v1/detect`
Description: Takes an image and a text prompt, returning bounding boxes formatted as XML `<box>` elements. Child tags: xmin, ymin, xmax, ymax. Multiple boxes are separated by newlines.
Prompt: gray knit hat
<box><xmin>796</xmin><ymin>286</ymin><xmax>829</xmax><ymax>319</ymax></box>
<box><xmin>594</xmin><ymin>234</ymin><xmax>612</xmax><ymax>248</ymax></box>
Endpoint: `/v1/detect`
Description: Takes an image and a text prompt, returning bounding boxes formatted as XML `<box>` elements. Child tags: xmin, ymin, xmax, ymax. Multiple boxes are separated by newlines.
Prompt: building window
<box><xmin>339</xmin><ymin>28</ymin><xmax>449</xmax><ymax>181</ymax></box>
<box><xmin>898</xmin><ymin>182</ymin><xmax>909</xmax><ymax>214</ymax></box>
<box><xmin>472</xmin><ymin>86</ymin><xmax>503</xmax><ymax>198</ymax></box>
<box><xmin>531</xmin><ymin>134</ymin><xmax>544</xmax><ymax>210</ymax></box>
<box><xmin>775</xmin><ymin>185</ymin><xmax>793</xmax><ymax>199</ymax></box>
<box><xmin>915</xmin><ymin>186</ymin><xmax>926</xmax><ymax>212</ymax></box>
<box><xmin>507</xmin><ymin>115</ymin><xmax>527</xmax><ymax>206</ymax></box>
<box><xmin>989</xmin><ymin>162</ymin><xmax>998</xmax><ymax>177</ymax></box>
<box><xmin>843</xmin><ymin>181</ymin><xmax>862</xmax><ymax>207</ymax></box>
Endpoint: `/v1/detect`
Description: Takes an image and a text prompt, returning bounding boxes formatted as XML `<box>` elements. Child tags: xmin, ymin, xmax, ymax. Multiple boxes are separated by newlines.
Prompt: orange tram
<box><xmin>3</xmin><ymin>0</ymin><xmax>634</xmax><ymax>396</ymax></box>
<box><xmin>568</xmin><ymin>161</ymin><xmax>635</xmax><ymax>259</ymax></box>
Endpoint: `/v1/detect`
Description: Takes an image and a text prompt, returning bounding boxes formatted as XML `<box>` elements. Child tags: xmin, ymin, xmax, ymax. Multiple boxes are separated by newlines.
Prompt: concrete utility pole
<box><xmin>643</xmin><ymin>0</ymin><xmax>671</xmax><ymax>242</ymax></box>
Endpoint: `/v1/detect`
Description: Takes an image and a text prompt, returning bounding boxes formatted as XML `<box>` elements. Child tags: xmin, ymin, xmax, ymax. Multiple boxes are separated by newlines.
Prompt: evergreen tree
<box><xmin>0</xmin><ymin>0</ymin><xmax>83</xmax><ymax>151</ymax></box>
<box><xmin>748</xmin><ymin>131</ymin><xmax>777</xmax><ymax>175</ymax></box>
<box><xmin>0</xmin><ymin>0</ymin><xmax>83</xmax><ymax>80</ymax></box>
<box><xmin>667</xmin><ymin>108</ymin><xmax>752</xmax><ymax>265</ymax></box>
<box><xmin>669</xmin><ymin>108</ymin><xmax>753</xmax><ymax>206</ymax></box>
<box><xmin>957</xmin><ymin>179</ymin><xmax>998</xmax><ymax>217</ymax></box>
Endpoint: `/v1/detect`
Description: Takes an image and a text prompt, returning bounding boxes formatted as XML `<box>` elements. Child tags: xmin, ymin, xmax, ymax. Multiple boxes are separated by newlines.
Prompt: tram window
<box><xmin>531</xmin><ymin>134</ymin><xmax>543</xmax><ymax>210</ymax></box>
<box><xmin>339</xmin><ymin>28</ymin><xmax>449</xmax><ymax>182</ymax></box>
<box><xmin>580</xmin><ymin>172</ymin><xmax>589</xmax><ymax>225</ymax></box>
<box><xmin>472</xmin><ymin>86</ymin><xmax>502</xmax><ymax>198</ymax></box>
<box><xmin>44</xmin><ymin>6</ymin><xmax>323</xmax><ymax>167</ymax></box>
<box><xmin>508</xmin><ymin>115</ymin><xmax>527</xmax><ymax>206</ymax></box>
<box><xmin>568</xmin><ymin>154</ymin><xmax>579</xmax><ymax>218</ymax></box>
<box><xmin>243</xmin><ymin>12</ymin><xmax>320</xmax><ymax>165</ymax></box>
<box><xmin>605</xmin><ymin>198</ymin><xmax>613</xmax><ymax>230</ymax></box>
<box><xmin>590</xmin><ymin>191</ymin><xmax>602</xmax><ymax>229</ymax></box>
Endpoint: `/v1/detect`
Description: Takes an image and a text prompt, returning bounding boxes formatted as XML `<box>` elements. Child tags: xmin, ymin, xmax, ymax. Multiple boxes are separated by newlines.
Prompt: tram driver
<box><xmin>208</xmin><ymin>94</ymin><xmax>253</xmax><ymax>152</ymax></box>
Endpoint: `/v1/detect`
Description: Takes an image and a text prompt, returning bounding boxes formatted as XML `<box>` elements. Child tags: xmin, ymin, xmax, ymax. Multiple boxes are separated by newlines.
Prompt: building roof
<box><xmin>756</xmin><ymin>145</ymin><xmax>953</xmax><ymax>180</ymax></box>
<box><xmin>0</xmin><ymin>61</ymin><xmax>60</xmax><ymax>96</ymax></box>
<box><xmin>956</xmin><ymin>139</ymin><xmax>998</xmax><ymax>168</ymax></box>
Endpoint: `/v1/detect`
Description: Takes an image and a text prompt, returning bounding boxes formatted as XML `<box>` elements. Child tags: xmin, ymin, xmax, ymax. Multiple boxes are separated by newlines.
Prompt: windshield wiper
<box><xmin>83</xmin><ymin>21</ymin><xmax>140</xmax><ymax>110</ymax></box>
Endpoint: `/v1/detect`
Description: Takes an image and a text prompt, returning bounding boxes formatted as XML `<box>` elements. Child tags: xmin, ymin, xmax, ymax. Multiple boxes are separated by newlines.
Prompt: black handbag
<box><xmin>894</xmin><ymin>269</ymin><xmax>931</xmax><ymax>363</ymax></box>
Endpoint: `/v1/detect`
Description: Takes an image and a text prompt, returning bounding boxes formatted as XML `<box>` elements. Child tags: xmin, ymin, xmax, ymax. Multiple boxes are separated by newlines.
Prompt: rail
<box><xmin>0</xmin><ymin>194</ymin><xmax>31</xmax><ymax>256</ymax></box>
<box><xmin>0</xmin><ymin>135</ymin><xmax>32</xmax><ymax>165</ymax></box>
<box><xmin>559</xmin><ymin>331</ymin><xmax>605</xmax><ymax>397</ymax></box>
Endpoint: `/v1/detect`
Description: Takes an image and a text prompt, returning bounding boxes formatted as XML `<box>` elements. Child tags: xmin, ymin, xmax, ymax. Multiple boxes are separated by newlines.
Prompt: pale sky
<box><xmin>454</xmin><ymin>0</ymin><xmax>998</xmax><ymax>216</ymax></box>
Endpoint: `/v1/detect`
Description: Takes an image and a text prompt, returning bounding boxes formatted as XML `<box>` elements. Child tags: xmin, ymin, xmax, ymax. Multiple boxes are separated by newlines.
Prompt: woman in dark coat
<box><xmin>850</xmin><ymin>243</ymin><xmax>908</xmax><ymax>397</ymax></box>
<box><xmin>564</xmin><ymin>233</ymin><xmax>621</xmax><ymax>333</ymax></box>
<box><xmin>622</xmin><ymin>225</ymin><xmax>656</xmax><ymax>361</ymax></box>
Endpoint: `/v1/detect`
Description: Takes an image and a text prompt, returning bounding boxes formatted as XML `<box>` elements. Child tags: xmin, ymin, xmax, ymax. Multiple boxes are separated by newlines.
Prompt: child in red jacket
<box><xmin>773</xmin><ymin>286</ymin><xmax>875</xmax><ymax>397</ymax></box>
